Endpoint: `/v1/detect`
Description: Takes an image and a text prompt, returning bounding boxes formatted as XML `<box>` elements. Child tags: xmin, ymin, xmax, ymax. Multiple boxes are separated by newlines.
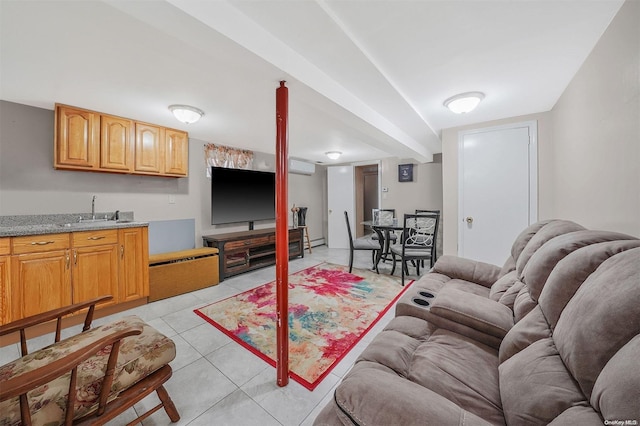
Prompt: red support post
<box><xmin>275</xmin><ymin>80</ymin><xmax>289</xmax><ymax>387</ymax></box>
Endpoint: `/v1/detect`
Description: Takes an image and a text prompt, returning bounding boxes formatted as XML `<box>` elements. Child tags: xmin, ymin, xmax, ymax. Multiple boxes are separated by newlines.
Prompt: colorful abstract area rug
<box><xmin>194</xmin><ymin>262</ymin><xmax>412</xmax><ymax>390</ymax></box>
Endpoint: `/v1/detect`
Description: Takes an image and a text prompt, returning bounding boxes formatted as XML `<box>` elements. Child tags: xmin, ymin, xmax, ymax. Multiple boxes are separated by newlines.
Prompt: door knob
<box><xmin>466</xmin><ymin>217</ymin><xmax>474</xmax><ymax>224</ymax></box>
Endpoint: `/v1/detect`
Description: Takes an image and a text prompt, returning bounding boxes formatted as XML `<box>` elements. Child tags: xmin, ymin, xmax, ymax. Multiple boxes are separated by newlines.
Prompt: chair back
<box><xmin>415</xmin><ymin>209</ymin><xmax>441</xmax><ymax>215</ymax></box>
<box><xmin>344</xmin><ymin>211</ymin><xmax>355</xmax><ymax>250</ymax></box>
<box><xmin>372</xmin><ymin>208</ymin><xmax>395</xmax><ymax>225</ymax></box>
<box><xmin>403</xmin><ymin>212</ymin><xmax>440</xmax><ymax>255</ymax></box>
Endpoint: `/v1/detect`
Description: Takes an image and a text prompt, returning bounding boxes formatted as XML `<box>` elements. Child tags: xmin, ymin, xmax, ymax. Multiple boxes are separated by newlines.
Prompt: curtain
<box><xmin>204</xmin><ymin>143</ymin><xmax>253</xmax><ymax>177</ymax></box>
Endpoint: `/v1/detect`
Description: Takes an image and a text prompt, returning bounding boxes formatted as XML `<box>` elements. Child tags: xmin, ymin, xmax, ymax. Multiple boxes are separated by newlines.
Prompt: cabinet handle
<box><xmin>87</xmin><ymin>236</ymin><xmax>106</xmax><ymax>240</ymax></box>
<box><xmin>74</xmin><ymin>250</ymin><xmax>77</xmax><ymax>266</ymax></box>
<box><xmin>66</xmin><ymin>251</ymin><xmax>70</xmax><ymax>269</ymax></box>
<box><xmin>120</xmin><ymin>245</ymin><xmax>124</xmax><ymax>259</ymax></box>
<box><xmin>31</xmin><ymin>241</ymin><xmax>55</xmax><ymax>245</ymax></box>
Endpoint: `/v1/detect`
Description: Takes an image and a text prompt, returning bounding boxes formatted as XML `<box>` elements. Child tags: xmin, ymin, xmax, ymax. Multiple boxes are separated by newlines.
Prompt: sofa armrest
<box><xmin>428</xmin><ymin>288</ymin><xmax>514</xmax><ymax>341</ymax></box>
<box><xmin>432</xmin><ymin>255</ymin><xmax>502</xmax><ymax>288</ymax></box>
<box><xmin>333</xmin><ymin>362</ymin><xmax>494</xmax><ymax>426</ymax></box>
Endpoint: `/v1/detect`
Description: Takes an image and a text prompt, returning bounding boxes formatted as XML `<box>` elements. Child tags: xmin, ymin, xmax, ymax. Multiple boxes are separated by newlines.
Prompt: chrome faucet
<box><xmin>91</xmin><ymin>195</ymin><xmax>97</xmax><ymax>220</ymax></box>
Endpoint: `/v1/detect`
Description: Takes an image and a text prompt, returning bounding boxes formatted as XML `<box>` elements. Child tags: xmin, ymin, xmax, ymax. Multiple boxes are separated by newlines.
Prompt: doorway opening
<box><xmin>355</xmin><ymin>164</ymin><xmax>379</xmax><ymax>237</ymax></box>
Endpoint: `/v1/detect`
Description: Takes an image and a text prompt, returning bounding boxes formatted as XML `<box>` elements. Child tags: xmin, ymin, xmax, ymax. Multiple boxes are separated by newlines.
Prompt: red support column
<box><xmin>275</xmin><ymin>80</ymin><xmax>289</xmax><ymax>387</ymax></box>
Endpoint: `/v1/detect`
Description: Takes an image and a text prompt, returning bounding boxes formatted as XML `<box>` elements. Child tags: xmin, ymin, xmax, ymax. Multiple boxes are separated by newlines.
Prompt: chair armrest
<box><xmin>0</xmin><ymin>295</ymin><xmax>113</xmax><ymax>356</ymax></box>
<box><xmin>428</xmin><ymin>288</ymin><xmax>514</xmax><ymax>341</ymax></box>
<box><xmin>432</xmin><ymin>255</ymin><xmax>502</xmax><ymax>288</ymax></box>
<box><xmin>0</xmin><ymin>325</ymin><xmax>142</xmax><ymax>402</ymax></box>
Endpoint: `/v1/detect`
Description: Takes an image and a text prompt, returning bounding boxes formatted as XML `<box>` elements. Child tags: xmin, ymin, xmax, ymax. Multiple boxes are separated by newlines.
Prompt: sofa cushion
<box><xmin>499</xmin><ymin>305</ymin><xmax>550</xmax><ymax>363</ymax></box>
<box><xmin>521</xmin><ymin>230</ymin><xmax>637</xmax><ymax>303</ymax></box>
<box><xmin>538</xmin><ymin>239</ymin><xmax>640</xmax><ymax>330</ymax></box>
<box><xmin>489</xmin><ymin>270</ymin><xmax>519</xmax><ymax>301</ymax></box>
<box><xmin>431</xmin><ymin>255</ymin><xmax>502</xmax><ymax>288</ymax></box>
<box><xmin>553</xmin><ymin>247</ymin><xmax>640</xmax><ymax>401</ymax></box>
<box><xmin>500</xmin><ymin>338</ymin><xmax>587</xmax><ymax>425</ymax></box>
<box><xmin>0</xmin><ymin>315</ymin><xmax>175</xmax><ymax>426</ymax></box>
<box><xmin>354</xmin><ymin>319</ymin><xmax>504</xmax><ymax>425</ymax></box>
<box><xmin>515</xmin><ymin>220</ymin><xmax>585</xmax><ymax>277</ymax></box>
<box><xmin>510</xmin><ymin>219</ymin><xmax>553</xmax><ymax>265</ymax></box>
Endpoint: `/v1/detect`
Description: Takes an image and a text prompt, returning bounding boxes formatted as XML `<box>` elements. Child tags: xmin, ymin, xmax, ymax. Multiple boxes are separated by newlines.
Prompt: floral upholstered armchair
<box><xmin>0</xmin><ymin>296</ymin><xmax>179</xmax><ymax>425</ymax></box>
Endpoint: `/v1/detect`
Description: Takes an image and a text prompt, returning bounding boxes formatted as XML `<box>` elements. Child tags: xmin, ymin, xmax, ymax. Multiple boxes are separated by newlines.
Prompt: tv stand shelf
<box><xmin>202</xmin><ymin>227</ymin><xmax>304</xmax><ymax>281</ymax></box>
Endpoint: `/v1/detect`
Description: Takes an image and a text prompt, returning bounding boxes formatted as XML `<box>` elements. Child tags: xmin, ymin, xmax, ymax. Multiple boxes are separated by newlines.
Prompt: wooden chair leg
<box><xmin>157</xmin><ymin>385</ymin><xmax>180</xmax><ymax>422</ymax></box>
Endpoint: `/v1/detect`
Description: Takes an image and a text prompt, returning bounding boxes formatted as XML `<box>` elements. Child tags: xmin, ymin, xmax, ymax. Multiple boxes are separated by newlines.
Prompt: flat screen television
<box><xmin>210</xmin><ymin>166</ymin><xmax>276</xmax><ymax>226</ymax></box>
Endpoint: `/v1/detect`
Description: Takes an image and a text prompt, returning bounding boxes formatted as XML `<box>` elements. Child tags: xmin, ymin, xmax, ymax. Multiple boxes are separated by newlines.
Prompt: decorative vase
<box><xmin>292</xmin><ymin>212</ymin><xmax>298</xmax><ymax>228</ymax></box>
<box><xmin>297</xmin><ymin>207</ymin><xmax>307</xmax><ymax>227</ymax></box>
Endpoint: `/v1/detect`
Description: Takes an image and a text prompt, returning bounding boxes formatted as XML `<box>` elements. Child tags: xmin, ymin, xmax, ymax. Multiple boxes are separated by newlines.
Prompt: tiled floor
<box><xmin>0</xmin><ymin>245</ymin><xmax>413</xmax><ymax>426</ymax></box>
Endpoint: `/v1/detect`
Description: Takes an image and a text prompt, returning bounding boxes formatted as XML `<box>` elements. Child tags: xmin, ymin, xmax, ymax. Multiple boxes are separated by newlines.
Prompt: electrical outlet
<box><xmin>168</xmin><ymin>194</ymin><xmax>176</xmax><ymax>204</ymax></box>
<box><xmin>382</xmin><ymin>187</ymin><xmax>389</xmax><ymax>192</ymax></box>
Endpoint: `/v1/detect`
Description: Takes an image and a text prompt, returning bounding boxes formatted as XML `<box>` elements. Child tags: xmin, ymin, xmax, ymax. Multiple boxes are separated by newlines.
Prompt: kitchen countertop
<box><xmin>0</xmin><ymin>212</ymin><xmax>148</xmax><ymax>238</ymax></box>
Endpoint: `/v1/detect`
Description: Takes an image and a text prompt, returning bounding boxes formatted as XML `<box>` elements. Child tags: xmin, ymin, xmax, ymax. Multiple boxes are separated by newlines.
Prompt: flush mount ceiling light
<box><xmin>325</xmin><ymin>151</ymin><xmax>342</xmax><ymax>160</ymax></box>
<box><xmin>169</xmin><ymin>104</ymin><xmax>204</xmax><ymax>124</ymax></box>
<box><xmin>443</xmin><ymin>92</ymin><xmax>485</xmax><ymax>114</ymax></box>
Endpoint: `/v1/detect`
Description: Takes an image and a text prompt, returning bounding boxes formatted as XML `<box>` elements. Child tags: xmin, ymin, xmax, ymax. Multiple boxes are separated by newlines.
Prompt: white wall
<box><xmin>550</xmin><ymin>0</ymin><xmax>639</xmax><ymax>236</ymax></box>
<box><xmin>0</xmin><ymin>101</ymin><xmax>326</xmax><ymax>247</ymax></box>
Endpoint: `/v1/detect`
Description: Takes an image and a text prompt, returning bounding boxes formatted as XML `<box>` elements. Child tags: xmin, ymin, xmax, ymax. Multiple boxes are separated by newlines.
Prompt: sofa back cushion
<box><xmin>500</xmin><ymin>248</ymin><xmax>640</xmax><ymax>424</ymax></box>
<box><xmin>515</xmin><ymin>220</ymin><xmax>585</xmax><ymax>277</ymax></box>
<box><xmin>521</xmin><ymin>231</ymin><xmax>638</xmax><ymax>303</ymax></box>
<box><xmin>553</xmin><ymin>247</ymin><xmax>640</xmax><ymax>405</ymax></box>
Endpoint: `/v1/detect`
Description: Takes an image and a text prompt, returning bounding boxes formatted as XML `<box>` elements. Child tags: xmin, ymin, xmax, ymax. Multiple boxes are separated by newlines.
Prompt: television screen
<box><xmin>210</xmin><ymin>167</ymin><xmax>276</xmax><ymax>225</ymax></box>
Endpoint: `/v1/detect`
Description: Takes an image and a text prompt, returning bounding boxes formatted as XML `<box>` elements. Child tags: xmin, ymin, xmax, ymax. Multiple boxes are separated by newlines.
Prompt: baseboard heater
<box><xmin>148</xmin><ymin>248</ymin><xmax>219</xmax><ymax>302</ymax></box>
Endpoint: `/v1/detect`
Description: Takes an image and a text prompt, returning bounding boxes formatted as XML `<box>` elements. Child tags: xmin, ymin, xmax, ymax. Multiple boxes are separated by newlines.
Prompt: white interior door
<box><xmin>458</xmin><ymin>121</ymin><xmax>537</xmax><ymax>265</ymax></box>
<box><xmin>327</xmin><ymin>165</ymin><xmax>354</xmax><ymax>249</ymax></box>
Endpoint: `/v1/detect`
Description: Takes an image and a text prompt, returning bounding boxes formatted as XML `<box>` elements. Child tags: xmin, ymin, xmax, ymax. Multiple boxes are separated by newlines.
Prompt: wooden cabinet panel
<box><xmin>101</xmin><ymin>114</ymin><xmax>134</xmax><ymax>172</ymax></box>
<box><xmin>72</xmin><ymin>244</ymin><xmax>118</xmax><ymax>307</ymax></box>
<box><xmin>11</xmin><ymin>250</ymin><xmax>72</xmax><ymax>320</ymax></box>
<box><xmin>164</xmin><ymin>129</ymin><xmax>189</xmax><ymax>176</ymax></box>
<box><xmin>72</xmin><ymin>229</ymin><xmax>118</xmax><ymax>248</ymax></box>
<box><xmin>118</xmin><ymin>227</ymin><xmax>149</xmax><ymax>302</ymax></box>
<box><xmin>0</xmin><ymin>238</ymin><xmax>10</xmax><ymax>256</ymax></box>
<box><xmin>55</xmin><ymin>105</ymin><xmax>99</xmax><ymax>169</ymax></box>
<box><xmin>0</xmin><ymin>255</ymin><xmax>10</xmax><ymax>325</ymax></box>
<box><xmin>12</xmin><ymin>233</ymin><xmax>70</xmax><ymax>255</ymax></box>
<box><xmin>135</xmin><ymin>123</ymin><xmax>164</xmax><ymax>174</ymax></box>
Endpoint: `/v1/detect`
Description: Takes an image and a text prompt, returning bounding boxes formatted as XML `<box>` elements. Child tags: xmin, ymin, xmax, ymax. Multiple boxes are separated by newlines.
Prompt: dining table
<box><xmin>362</xmin><ymin>219</ymin><xmax>405</xmax><ymax>265</ymax></box>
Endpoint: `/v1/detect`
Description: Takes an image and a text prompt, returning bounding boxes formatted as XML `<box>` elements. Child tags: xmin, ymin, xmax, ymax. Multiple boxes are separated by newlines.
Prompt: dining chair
<box><xmin>344</xmin><ymin>211</ymin><xmax>381</xmax><ymax>273</ymax></box>
<box><xmin>414</xmin><ymin>209</ymin><xmax>441</xmax><ymax>267</ymax></box>
<box><xmin>371</xmin><ymin>209</ymin><xmax>398</xmax><ymax>261</ymax></box>
<box><xmin>390</xmin><ymin>212</ymin><xmax>440</xmax><ymax>285</ymax></box>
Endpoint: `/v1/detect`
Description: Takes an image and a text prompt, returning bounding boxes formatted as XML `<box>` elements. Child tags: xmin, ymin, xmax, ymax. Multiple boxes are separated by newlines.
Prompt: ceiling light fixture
<box><xmin>169</xmin><ymin>104</ymin><xmax>204</xmax><ymax>124</ymax></box>
<box><xmin>325</xmin><ymin>151</ymin><xmax>342</xmax><ymax>160</ymax></box>
<box><xmin>443</xmin><ymin>92</ymin><xmax>485</xmax><ymax>114</ymax></box>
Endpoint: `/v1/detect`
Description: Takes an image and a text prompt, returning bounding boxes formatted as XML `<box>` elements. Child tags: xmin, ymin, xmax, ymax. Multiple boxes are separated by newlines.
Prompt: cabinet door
<box><xmin>72</xmin><ymin>244</ymin><xmax>119</xmax><ymax>306</ymax></box>
<box><xmin>101</xmin><ymin>114</ymin><xmax>134</xmax><ymax>172</ymax></box>
<box><xmin>119</xmin><ymin>227</ymin><xmax>149</xmax><ymax>302</ymax></box>
<box><xmin>0</xmin><ymin>255</ymin><xmax>10</xmax><ymax>325</ymax></box>
<box><xmin>135</xmin><ymin>123</ymin><xmax>164</xmax><ymax>174</ymax></box>
<box><xmin>11</xmin><ymin>250</ymin><xmax>72</xmax><ymax>321</ymax></box>
<box><xmin>55</xmin><ymin>105</ymin><xmax>99</xmax><ymax>169</ymax></box>
<box><xmin>164</xmin><ymin>129</ymin><xmax>189</xmax><ymax>176</ymax></box>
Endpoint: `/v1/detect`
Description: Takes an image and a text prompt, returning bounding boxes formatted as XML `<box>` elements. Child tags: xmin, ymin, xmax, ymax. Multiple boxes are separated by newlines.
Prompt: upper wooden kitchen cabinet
<box><xmin>134</xmin><ymin>123</ymin><xmax>164</xmax><ymax>174</ymax></box>
<box><xmin>100</xmin><ymin>114</ymin><xmax>134</xmax><ymax>172</ymax></box>
<box><xmin>54</xmin><ymin>104</ymin><xmax>189</xmax><ymax>177</ymax></box>
<box><xmin>54</xmin><ymin>104</ymin><xmax>100</xmax><ymax>170</ymax></box>
<box><xmin>164</xmin><ymin>128</ymin><xmax>189</xmax><ymax>176</ymax></box>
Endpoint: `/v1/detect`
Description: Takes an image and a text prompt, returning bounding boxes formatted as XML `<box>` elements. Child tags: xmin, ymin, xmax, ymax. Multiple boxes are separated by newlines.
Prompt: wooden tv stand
<box><xmin>202</xmin><ymin>227</ymin><xmax>304</xmax><ymax>281</ymax></box>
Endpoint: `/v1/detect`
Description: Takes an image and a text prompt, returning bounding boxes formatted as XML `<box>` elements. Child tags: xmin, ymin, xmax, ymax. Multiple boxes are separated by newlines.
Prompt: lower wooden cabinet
<box><xmin>2</xmin><ymin>227</ymin><xmax>149</xmax><ymax>325</ymax></box>
<box><xmin>119</xmin><ymin>227</ymin><xmax>149</xmax><ymax>302</ymax></box>
<box><xmin>11</xmin><ymin>249</ymin><xmax>72</xmax><ymax>320</ymax></box>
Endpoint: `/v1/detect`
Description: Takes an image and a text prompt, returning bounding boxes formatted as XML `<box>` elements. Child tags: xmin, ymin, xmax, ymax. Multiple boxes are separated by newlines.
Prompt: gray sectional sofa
<box><xmin>314</xmin><ymin>220</ymin><xmax>640</xmax><ymax>425</ymax></box>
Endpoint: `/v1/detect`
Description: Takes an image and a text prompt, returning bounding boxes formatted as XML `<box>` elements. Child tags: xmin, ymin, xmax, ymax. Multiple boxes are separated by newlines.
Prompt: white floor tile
<box><xmin>187</xmin><ymin>389</ymin><xmax>282</xmax><ymax>426</ymax></box>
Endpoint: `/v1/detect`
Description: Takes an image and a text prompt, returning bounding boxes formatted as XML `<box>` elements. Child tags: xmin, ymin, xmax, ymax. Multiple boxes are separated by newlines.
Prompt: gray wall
<box><xmin>0</xmin><ymin>101</ymin><xmax>326</xmax><ymax>247</ymax></box>
<box><xmin>441</xmin><ymin>0</ymin><xmax>639</xmax><ymax>255</ymax></box>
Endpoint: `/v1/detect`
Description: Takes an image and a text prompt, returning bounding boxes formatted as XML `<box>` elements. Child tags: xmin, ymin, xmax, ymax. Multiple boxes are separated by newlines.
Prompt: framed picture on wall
<box><xmin>398</xmin><ymin>163</ymin><xmax>413</xmax><ymax>182</ymax></box>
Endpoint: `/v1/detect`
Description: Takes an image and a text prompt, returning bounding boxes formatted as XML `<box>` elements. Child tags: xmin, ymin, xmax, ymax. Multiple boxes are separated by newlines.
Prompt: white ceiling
<box><xmin>0</xmin><ymin>0</ymin><xmax>623</xmax><ymax>164</ymax></box>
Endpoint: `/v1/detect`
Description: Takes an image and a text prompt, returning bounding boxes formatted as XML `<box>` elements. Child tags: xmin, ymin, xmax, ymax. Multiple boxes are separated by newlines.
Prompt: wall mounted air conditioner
<box><xmin>289</xmin><ymin>159</ymin><xmax>316</xmax><ymax>175</ymax></box>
